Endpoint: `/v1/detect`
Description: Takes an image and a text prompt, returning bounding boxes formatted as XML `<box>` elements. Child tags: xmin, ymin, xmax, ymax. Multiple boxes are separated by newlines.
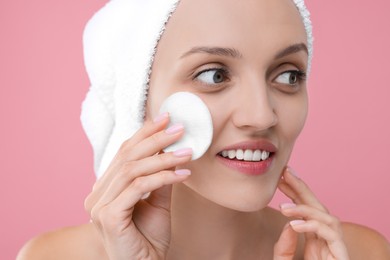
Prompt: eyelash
<box><xmin>278</xmin><ymin>70</ymin><xmax>307</xmax><ymax>84</ymax></box>
<box><xmin>192</xmin><ymin>67</ymin><xmax>307</xmax><ymax>90</ymax></box>
<box><xmin>193</xmin><ymin>67</ymin><xmax>230</xmax><ymax>86</ymax></box>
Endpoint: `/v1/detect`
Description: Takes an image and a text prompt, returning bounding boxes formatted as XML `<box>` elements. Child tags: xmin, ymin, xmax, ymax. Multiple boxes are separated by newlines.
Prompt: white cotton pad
<box><xmin>159</xmin><ymin>92</ymin><xmax>213</xmax><ymax>160</ymax></box>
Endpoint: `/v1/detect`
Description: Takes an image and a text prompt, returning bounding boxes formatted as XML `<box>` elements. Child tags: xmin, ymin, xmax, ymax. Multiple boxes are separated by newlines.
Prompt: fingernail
<box><xmin>287</xmin><ymin>167</ymin><xmax>299</xmax><ymax>178</ymax></box>
<box><xmin>153</xmin><ymin>112</ymin><xmax>169</xmax><ymax>123</ymax></box>
<box><xmin>175</xmin><ymin>169</ymin><xmax>191</xmax><ymax>176</ymax></box>
<box><xmin>280</xmin><ymin>203</ymin><xmax>297</xmax><ymax>210</ymax></box>
<box><xmin>165</xmin><ymin>123</ymin><xmax>184</xmax><ymax>135</ymax></box>
<box><xmin>173</xmin><ymin>148</ymin><xmax>193</xmax><ymax>157</ymax></box>
<box><xmin>290</xmin><ymin>220</ymin><xmax>306</xmax><ymax>226</ymax></box>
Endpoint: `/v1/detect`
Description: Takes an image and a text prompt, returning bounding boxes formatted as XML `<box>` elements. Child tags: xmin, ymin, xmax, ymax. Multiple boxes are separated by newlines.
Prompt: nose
<box><xmin>231</xmin><ymin>78</ymin><xmax>278</xmax><ymax>132</ymax></box>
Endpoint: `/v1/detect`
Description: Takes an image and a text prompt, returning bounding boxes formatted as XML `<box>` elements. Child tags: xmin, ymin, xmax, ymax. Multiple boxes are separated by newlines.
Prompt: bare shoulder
<box><xmin>17</xmin><ymin>223</ymin><xmax>108</xmax><ymax>260</ymax></box>
<box><xmin>342</xmin><ymin>222</ymin><xmax>390</xmax><ymax>260</ymax></box>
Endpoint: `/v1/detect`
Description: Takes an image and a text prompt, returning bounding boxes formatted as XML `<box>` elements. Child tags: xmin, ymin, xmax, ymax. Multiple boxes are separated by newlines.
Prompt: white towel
<box><xmin>81</xmin><ymin>0</ymin><xmax>313</xmax><ymax>179</ymax></box>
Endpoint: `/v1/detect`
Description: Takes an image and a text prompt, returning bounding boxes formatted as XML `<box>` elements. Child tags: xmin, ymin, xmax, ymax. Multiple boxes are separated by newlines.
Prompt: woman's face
<box><xmin>146</xmin><ymin>0</ymin><xmax>309</xmax><ymax>212</ymax></box>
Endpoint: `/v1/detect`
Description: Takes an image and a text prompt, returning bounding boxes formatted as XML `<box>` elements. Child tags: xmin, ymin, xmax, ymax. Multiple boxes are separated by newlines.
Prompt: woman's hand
<box><xmin>84</xmin><ymin>113</ymin><xmax>192</xmax><ymax>260</ymax></box>
<box><xmin>274</xmin><ymin>168</ymin><xmax>350</xmax><ymax>260</ymax></box>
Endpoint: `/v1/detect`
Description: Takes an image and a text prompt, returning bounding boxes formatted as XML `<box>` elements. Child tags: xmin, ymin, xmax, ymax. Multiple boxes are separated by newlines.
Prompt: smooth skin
<box><xmin>18</xmin><ymin>0</ymin><xmax>390</xmax><ymax>259</ymax></box>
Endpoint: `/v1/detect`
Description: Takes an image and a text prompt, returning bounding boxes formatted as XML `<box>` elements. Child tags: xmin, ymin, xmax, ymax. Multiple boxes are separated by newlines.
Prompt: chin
<box><xmin>179</xmin><ymin>152</ymin><xmax>286</xmax><ymax>213</ymax></box>
<box><xmin>184</xmin><ymin>176</ymin><xmax>279</xmax><ymax>213</ymax></box>
<box><xmin>223</xmin><ymin>186</ymin><xmax>277</xmax><ymax>212</ymax></box>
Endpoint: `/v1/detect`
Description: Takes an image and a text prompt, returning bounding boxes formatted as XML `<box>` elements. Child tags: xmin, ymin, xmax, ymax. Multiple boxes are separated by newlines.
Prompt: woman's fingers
<box><xmin>278</xmin><ymin>167</ymin><xmax>350</xmax><ymax>260</ymax></box>
<box><xmin>85</xmin><ymin>113</ymin><xmax>191</xmax><ymax>259</ymax></box>
<box><xmin>274</xmin><ymin>224</ymin><xmax>298</xmax><ymax>260</ymax></box>
<box><xmin>280</xmin><ymin>203</ymin><xmax>340</xmax><ymax>230</ymax></box>
<box><xmin>93</xmin><ymin>113</ymin><xmax>174</xmax><ymax>190</ymax></box>
<box><xmin>122</xmin><ymin>123</ymin><xmax>185</xmax><ymax>162</ymax></box>
<box><xmin>85</xmin><ymin>149</ymin><xmax>192</xmax><ymax>212</ymax></box>
<box><xmin>87</xmin><ymin>116</ymin><xmax>186</xmax><ymax>210</ymax></box>
<box><xmin>279</xmin><ymin>167</ymin><xmax>328</xmax><ymax>212</ymax></box>
<box><xmin>126</xmin><ymin>112</ymin><xmax>170</xmax><ymax>149</ymax></box>
<box><xmin>289</xmin><ymin>220</ymin><xmax>349</xmax><ymax>259</ymax></box>
<box><xmin>91</xmin><ymin>169</ymin><xmax>191</xmax><ymax>232</ymax></box>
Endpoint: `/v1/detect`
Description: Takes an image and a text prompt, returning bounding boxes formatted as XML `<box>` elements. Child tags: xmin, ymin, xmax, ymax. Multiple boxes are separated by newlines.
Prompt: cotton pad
<box><xmin>159</xmin><ymin>92</ymin><xmax>213</xmax><ymax>160</ymax></box>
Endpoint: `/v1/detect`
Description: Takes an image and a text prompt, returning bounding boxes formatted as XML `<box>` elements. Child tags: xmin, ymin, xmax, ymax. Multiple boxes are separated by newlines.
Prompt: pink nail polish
<box><xmin>173</xmin><ymin>148</ymin><xmax>193</xmax><ymax>157</ymax></box>
<box><xmin>280</xmin><ymin>203</ymin><xmax>297</xmax><ymax>210</ymax></box>
<box><xmin>290</xmin><ymin>220</ymin><xmax>306</xmax><ymax>226</ymax></box>
<box><xmin>153</xmin><ymin>112</ymin><xmax>169</xmax><ymax>123</ymax></box>
<box><xmin>175</xmin><ymin>169</ymin><xmax>191</xmax><ymax>176</ymax></box>
<box><xmin>165</xmin><ymin>124</ymin><xmax>184</xmax><ymax>135</ymax></box>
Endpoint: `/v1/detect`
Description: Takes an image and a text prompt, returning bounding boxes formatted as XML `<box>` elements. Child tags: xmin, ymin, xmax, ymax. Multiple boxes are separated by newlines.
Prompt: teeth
<box><xmin>261</xmin><ymin>151</ymin><xmax>270</xmax><ymax>160</ymax></box>
<box><xmin>243</xmin><ymin>150</ymin><xmax>253</xmax><ymax>161</ymax></box>
<box><xmin>253</xmin><ymin>150</ymin><xmax>262</xmax><ymax>161</ymax></box>
<box><xmin>220</xmin><ymin>149</ymin><xmax>271</xmax><ymax>161</ymax></box>
<box><xmin>236</xmin><ymin>149</ymin><xmax>244</xmax><ymax>160</ymax></box>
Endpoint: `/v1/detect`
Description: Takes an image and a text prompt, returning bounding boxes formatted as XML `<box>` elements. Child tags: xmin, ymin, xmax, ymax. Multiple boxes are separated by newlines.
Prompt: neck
<box><xmin>167</xmin><ymin>183</ymin><xmax>277</xmax><ymax>260</ymax></box>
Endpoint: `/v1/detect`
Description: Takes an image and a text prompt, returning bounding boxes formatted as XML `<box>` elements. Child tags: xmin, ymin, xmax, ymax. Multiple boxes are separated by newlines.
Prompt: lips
<box><xmin>216</xmin><ymin>140</ymin><xmax>277</xmax><ymax>175</ymax></box>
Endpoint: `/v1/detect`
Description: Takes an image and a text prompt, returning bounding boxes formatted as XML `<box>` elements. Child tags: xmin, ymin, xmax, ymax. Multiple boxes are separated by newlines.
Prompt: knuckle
<box><xmin>84</xmin><ymin>194</ymin><xmax>94</xmax><ymax>213</ymax></box>
<box><xmin>311</xmin><ymin>220</ymin><xmax>321</xmax><ymax>231</ymax></box>
<box><xmin>157</xmin><ymin>170</ymin><xmax>170</xmax><ymax>185</ymax></box>
<box><xmin>316</xmin><ymin>203</ymin><xmax>329</xmax><ymax>213</ymax></box>
<box><xmin>325</xmin><ymin>214</ymin><xmax>339</xmax><ymax>226</ymax></box>
<box><xmin>91</xmin><ymin>205</ymin><xmax>116</xmax><ymax>230</ymax></box>
<box><xmin>90</xmin><ymin>206</ymin><xmax>102</xmax><ymax>225</ymax></box>
<box><xmin>157</xmin><ymin>153</ymin><xmax>175</xmax><ymax>166</ymax></box>
<box><xmin>118</xmin><ymin>161</ymin><xmax>138</xmax><ymax>180</ymax></box>
<box><xmin>151</xmin><ymin>132</ymin><xmax>163</xmax><ymax>146</ymax></box>
<box><xmin>331</xmin><ymin>216</ymin><xmax>343</xmax><ymax>230</ymax></box>
<box><xmin>117</xmin><ymin>140</ymin><xmax>136</xmax><ymax>160</ymax></box>
<box><xmin>120</xmin><ymin>137</ymin><xmax>134</xmax><ymax>151</ymax></box>
<box><xmin>131</xmin><ymin>177</ymin><xmax>148</xmax><ymax>192</ymax></box>
<box><xmin>98</xmin><ymin>206</ymin><xmax>113</xmax><ymax>224</ymax></box>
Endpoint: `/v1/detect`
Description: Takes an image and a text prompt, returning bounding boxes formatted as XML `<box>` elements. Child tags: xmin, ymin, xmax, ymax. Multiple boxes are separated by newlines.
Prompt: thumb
<box><xmin>145</xmin><ymin>184</ymin><xmax>173</xmax><ymax>212</ymax></box>
<box><xmin>274</xmin><ymin>223</ymin><xmax>298</xmax><ymax>260</ymax></box>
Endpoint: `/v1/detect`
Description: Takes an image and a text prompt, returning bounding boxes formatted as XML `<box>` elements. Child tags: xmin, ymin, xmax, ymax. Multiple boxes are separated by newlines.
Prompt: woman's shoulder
<box><xmin>17</xmin><ymin>223</ymin><xmax>107</xmax><ymax>260</ymax></box>
<box><xmin>342</xmin><ymin>222</ymin><xmax>390</xmax><ymax>259</ymax></box>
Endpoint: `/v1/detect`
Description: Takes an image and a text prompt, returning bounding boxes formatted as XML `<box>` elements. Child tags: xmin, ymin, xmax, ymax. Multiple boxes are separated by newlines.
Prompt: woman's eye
<box><xmin>275</xmin><ymin>70</ymin><xmax>306</xmax><ymax>85</ymax></box>
<box><xmin>195</xmin><ymin>68</ymin><xmax>228</xmax><ymax>85</ymax></box>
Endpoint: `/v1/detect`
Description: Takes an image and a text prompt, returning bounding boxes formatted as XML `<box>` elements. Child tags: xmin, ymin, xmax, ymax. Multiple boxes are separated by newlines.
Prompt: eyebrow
<box><xmin>180</xmin><ymin>43</ymin><xmax>308</xmax><ymax>60</ymax></box>
<box><xmin>180</xmin><ymin>46</ymin><xmax>243</xmax><ymax>59</ymax></box>
<box><xmin>274</xmin><ymin>43</ymin><xmax>308</xmax><ymax>59</ymax></box>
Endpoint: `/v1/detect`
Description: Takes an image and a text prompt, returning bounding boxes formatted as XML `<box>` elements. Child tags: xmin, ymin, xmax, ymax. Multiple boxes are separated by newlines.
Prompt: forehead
<box><xmin>158</xmin><ymin>0</ymin><xmax>307</xmax><ymax>58</ymax></box>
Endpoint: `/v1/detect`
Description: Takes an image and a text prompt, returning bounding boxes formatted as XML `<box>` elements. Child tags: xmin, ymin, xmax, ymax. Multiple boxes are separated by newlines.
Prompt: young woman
<box><xmin>18</xmin><ymin>0</ymin><xmax>390</xmax><ymax>259</ymax></box>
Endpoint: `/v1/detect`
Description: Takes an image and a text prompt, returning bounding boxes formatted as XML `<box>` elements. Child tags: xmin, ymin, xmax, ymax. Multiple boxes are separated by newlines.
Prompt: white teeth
<box><xmin>243</xmin><ymin>150</ymin><xmax>253</xmax><ymax>161</ymax></box>
<box><xmin>220</xmin><ymin>149</ymin><xmax>271</xmax><ymax>161</ymax></box>
<box><xmin>236</xmin><ymin>149</ymin><xmax>244</xmax><ymax>160</ymax></box>
<box><xmin>261</xmin><ymin>151</ymin><xmax>270</xmax><ymax>160</ymax></box>
<box><xmin>253</xmin><ymin>150</ymin><xmax>262</xmax><ymax>161</ymax></box>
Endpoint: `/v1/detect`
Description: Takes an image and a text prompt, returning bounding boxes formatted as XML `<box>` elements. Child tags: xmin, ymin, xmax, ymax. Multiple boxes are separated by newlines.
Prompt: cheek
<box><xmin>145</xmin><ymin>83</ymin><xmax>171</xmax><ymax>121</ymax></box>
<box><xmin>195</xmin><ymin>93</ymin><xmax>231</xmax><ymax>133</ymax></box>
<box><xmin>278</xmin><ymin>94</ymin><xmax>308</xmax><ymax>142</ymax></box>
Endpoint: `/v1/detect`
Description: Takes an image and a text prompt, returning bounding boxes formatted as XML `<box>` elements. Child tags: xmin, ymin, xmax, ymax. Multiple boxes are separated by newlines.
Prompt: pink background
<box><xmin>1</xmin><ymin>0</ymin><xmax>389</xmax><ymax>259</ymax></box>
